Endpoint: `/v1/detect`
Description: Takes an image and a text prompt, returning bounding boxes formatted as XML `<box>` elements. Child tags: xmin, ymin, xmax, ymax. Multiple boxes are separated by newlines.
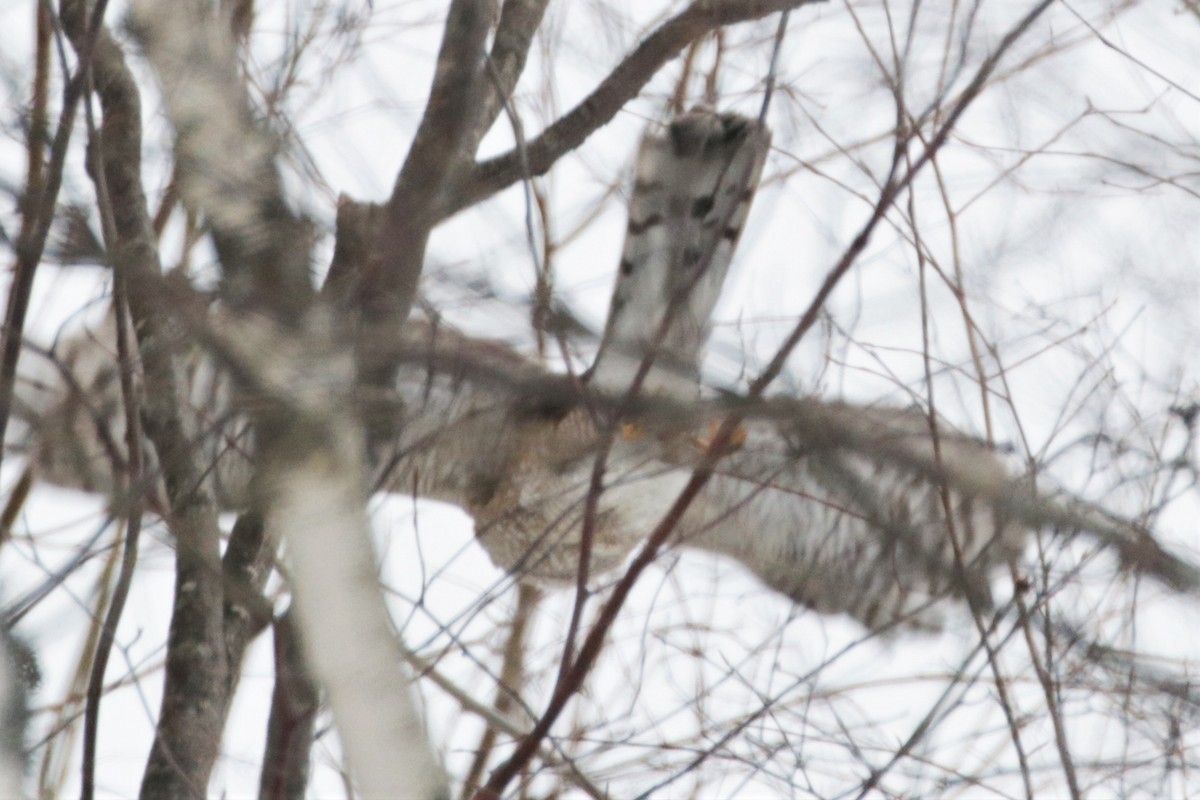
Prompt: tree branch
<box><xmin>454</xmin><ymin>0</ymin><xmax>825</xmax><ymax>216</ymax></box>
<box><xmin>258</xmin><ymin>610</ymin><xmax>318</xmax><ymax>800</ymax></box>
<box><xmin>57</xmin><ymin>2</ymin><xmax>236</xmax><ymax>796</ymax></box>
<box><xmin>0</xmin><ymin>0</ymin><xmax>93</xmax><ymax>467</ymax></box>
<box><xmin>476</xmin><ymin>0</ymin><xmax>552</xmax><ymax>145</ymax></box>
<box><xmin>352</xmin><ymin>0</ymin><xmax>492</xmax><ymax>333</ymax></box>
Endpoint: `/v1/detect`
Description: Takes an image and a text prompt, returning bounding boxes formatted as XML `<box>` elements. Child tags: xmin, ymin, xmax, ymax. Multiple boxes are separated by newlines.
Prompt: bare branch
<box><xmin>0</xmin><ymin>0</ymin><xmax>94</xmax><ymax>463</ymax></box>
<box><xmin>359</xmin><ymin>0</ymin><xmax>493</xmax><ymax>330</ymax></box>
<box><xmin>258</xmin><ymin>610</ymin><xmax>318</xmax><ymax>800</ymax></box>
<box><xmin>456</xmin><ymin>0</ymin><xmax>825</xmax><ymax>216</ymax></box>
<box><xmin>748</xmin><ymin>0</ymin><xmax>1060</xmax><ymax>399</ymax></box>
<box><xmin>76</xmin><ymin>32</ymin><xmax>149</xmax><ymax>798</ymax></box>
<box><xmin>477</xmin><ymin>0</ymin><xmax>553</xmax><ymax>142</ymax></box>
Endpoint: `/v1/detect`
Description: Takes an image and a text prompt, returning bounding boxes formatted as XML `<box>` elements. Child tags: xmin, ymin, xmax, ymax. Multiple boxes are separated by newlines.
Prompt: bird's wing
<box><xmin>676</xmin><ymin>403</ymin><xmax>1023</xmax><ymax>629</ymax></box>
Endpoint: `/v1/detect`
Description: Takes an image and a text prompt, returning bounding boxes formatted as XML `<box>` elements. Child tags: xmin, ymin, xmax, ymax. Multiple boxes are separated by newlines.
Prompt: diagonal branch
<box><xmin>747</xmin><ymin>0</ymin><xmax>1059</xmax><ymax>399</ymax></box>
<box><xmin>454</xmin><ymin>0</ymin><xmax>826</xmax><ymax>217</ymax></box>
<box><xmin>476</xmin><ymin>0</ymin><xmax>553</xmax><ymax>145</ymax></box>
<box><xmin>0</xmin><ymin>0</ymin><xmax>97</xmax><ymax>466</ymax></box>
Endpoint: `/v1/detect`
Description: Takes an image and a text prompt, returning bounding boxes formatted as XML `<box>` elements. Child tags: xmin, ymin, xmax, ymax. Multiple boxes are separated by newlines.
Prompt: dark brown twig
<box><xmin>0</xmin><ymin>0</ymin><xmax>103</xmax><ymax>468</ymax></box>
<box><xmin>76</xmin><ymin>5</ymin><xmax>147</xmax><ymax>796</ymax></box>
<box><xmin>258</xmin><ymin>610</ymin><xmax>319</xmax><ymax>800</ymax></box>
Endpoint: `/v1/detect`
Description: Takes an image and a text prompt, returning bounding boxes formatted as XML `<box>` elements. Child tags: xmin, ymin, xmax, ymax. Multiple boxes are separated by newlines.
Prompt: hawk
<box><xmin>17</xmin><ymin>109</ymin><xmax>1031</xmax><ymax>631</ymax></box>
<box><xmin>381</xmin><ymin>111</ymin><xmax>1022</xmax><ymax>630</ymax></box>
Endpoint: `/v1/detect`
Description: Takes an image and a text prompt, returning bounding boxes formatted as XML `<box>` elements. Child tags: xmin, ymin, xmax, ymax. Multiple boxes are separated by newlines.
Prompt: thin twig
<box><xmin>0</xmin><ymin>0</ymin><xmax>107</xmax><ymax>466</ymax></box>
<box><xmin>78</xmin><ymin>5</ymin><xmax>146</xmax><ymax>794</ymax></box>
